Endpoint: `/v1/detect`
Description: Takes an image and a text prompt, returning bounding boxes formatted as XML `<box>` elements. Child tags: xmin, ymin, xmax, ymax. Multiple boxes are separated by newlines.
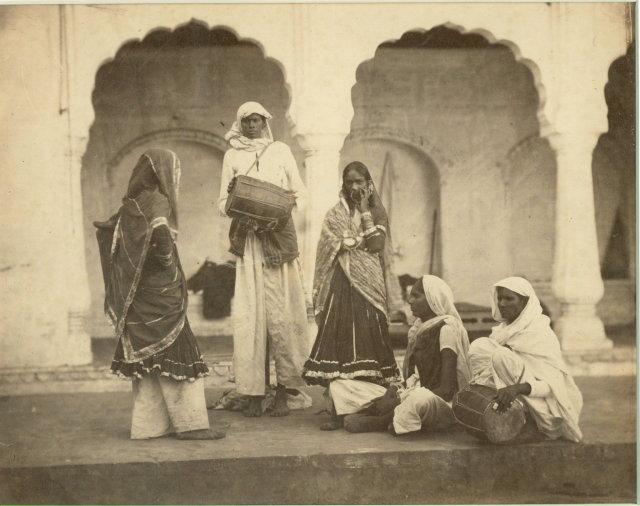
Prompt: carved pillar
<box><xmin>549</xmin><ymin>132</ymin><xmax>612</xmax><ymax>351</ymax></box>
<box><xmin>62</xmin><ymin>5</ymin><xmax>93</xmax><ymax>364</ymax></box>
<box><xmin>546</xmin><ymin>3</ymin><xmax>629</xmax><ymax>351</ymax></box>
<box><xmin>297</xmin><ymin>133</ymin><xmax>346</xmax><ymax>306</ymax></box>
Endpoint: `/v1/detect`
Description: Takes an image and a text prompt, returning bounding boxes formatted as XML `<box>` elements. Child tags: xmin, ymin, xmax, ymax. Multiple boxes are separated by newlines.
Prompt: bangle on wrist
<box><xmin>363</xmin><ymin>226</ymin><xmax>379</xmax><ymax>237</ymax></box>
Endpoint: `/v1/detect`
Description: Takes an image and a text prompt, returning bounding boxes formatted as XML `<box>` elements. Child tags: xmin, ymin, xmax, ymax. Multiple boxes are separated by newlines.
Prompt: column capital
<box><xmin>294</xmin><ymin>132</ymin><xmax>348</xmax><ymax>156</ymax></box>
<box><xmin>545</xmin><ymin>130</ymin><xmax>601</xmax><ymax>154</ymax></box>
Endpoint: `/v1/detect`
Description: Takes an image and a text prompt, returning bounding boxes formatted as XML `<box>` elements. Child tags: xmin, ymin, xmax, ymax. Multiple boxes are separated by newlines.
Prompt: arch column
<box><xmin>549</xmin><ymin>132</ymin><xmax>611</xmax><ymax>351</ymax></box>
<box><xmin>62</xmin><ymin>4</ymin><xmax>93</xmax><ymax>362</ymax></box>
<box><xmin>297</xmin><ymin>133</ymin><xmax>348</xmax><ymax>305</ymax></box>
<box><xmin>286</xmin><ymin>7</ymin><xmax>354</xmax><ymax>305</ymax></box>
<box><xmin>545</xmin><ymin>3</ymin><xmax>629</xmax><ymax>351</ymax></box>
<box><xmin>0</xmin><ymin>5</ymin><xmax>92</xmax><ymax>369</ymax></box>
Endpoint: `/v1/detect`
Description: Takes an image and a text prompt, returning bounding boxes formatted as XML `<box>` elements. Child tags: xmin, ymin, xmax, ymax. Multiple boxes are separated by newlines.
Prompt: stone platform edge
<box><xmin>0</xmin><ymin>441</ymin><xmax>635</xmax><ymax>504</ymax></box>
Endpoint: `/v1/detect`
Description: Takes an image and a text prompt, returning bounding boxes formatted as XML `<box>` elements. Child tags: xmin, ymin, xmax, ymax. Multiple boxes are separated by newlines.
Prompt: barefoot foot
<box><xmin>270</xmin><ymin>384</ymin><xmax>290</xmax><ymax>417</ymax></box>
<box><xmin>320</xmin><ymin>416</ymin><xmax>343</xmax><ymax>431</ymax></box>
<box><xmin>243</xmin><ymin>396</ymin><xmax>264</xmax><ymax>417</ymax></box>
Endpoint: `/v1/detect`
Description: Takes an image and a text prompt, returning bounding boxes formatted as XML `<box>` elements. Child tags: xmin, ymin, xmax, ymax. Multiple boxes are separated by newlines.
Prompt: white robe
<box><xmin>468</xmin><ymin>277</ymin><xmax>583</xmax><ymax>443</ymax></box>
<box><xmin>219</xmin><ymin>141</ymin><xmax>310</xmax><ymax>395</ymax></box>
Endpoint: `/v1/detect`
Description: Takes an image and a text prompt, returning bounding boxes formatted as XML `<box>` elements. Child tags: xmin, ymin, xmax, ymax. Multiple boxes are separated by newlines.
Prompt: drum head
<box><xmin>483</xmin><ymin>400</ymin><xmax>526</xmax><ymax>444</ymax></box>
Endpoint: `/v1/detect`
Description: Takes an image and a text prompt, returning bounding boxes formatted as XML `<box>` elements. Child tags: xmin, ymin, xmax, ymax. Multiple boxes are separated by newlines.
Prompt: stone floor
<box><xmin>1</xmin><ymin>332</ymin><xmax>634</xmax><ymax>397</ymax></box>
<box><xmin>0</xmin><ymin>376</ymin><xmax>635</xmax><ymax>504</ymax></box>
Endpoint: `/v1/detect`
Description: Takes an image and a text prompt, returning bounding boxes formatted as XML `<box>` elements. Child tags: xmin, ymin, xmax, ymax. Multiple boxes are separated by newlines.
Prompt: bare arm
<box><xmin>495</xmin><ymin>378</ymin><xmax>552</xmax><ymax>412</ymax></box>
<box><xmin>431</xmin><ymin>349</ymin><xmax>458</xmax><ymax>402</ymax></box>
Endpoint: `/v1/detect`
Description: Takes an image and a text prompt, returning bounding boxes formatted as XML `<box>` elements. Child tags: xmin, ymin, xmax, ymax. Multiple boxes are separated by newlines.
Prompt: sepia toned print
<box><xmin>0</xmin><ymin>2</ymin><xmax>635</xmax><ymax>504</ymax></box>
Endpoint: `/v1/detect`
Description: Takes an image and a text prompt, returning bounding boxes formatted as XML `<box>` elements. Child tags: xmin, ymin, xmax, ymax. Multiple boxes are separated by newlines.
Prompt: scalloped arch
<box><xmin>91</xmin><ymin>19</ymin><xmax>297</xmax><ymax>136</ymax></box>
<box><xmin>352</xmin><ymin>23</ymin><xmax>547</xmax><ymax>131</ymax></box>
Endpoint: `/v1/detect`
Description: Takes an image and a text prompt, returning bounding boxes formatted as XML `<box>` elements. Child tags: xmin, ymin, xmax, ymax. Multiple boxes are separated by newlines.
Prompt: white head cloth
<box><xmin>403</xmin><ymin>275</ymin><xmax>471</xmax><ymax>382</ymax></box>
<box><xmin>224</xmin><ymin>101</ymin><xmax>274</xmax><ymax>152</ymax></box>
<box><xmin>489</xmin><ymin>276</ymin><xmax>583</xmax><ymax>442</ymax></box>
<box><xmin>490</xmin><ymin>276</ymin><xmax>547</xmax><ymax>344</ymax></box>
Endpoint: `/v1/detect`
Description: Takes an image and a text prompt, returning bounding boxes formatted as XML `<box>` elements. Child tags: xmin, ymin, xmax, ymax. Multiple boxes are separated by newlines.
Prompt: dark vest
<box><xmin>412</xmin><ymin>320</ymin><xmax>446</xmax><ymax>391</ymax></box>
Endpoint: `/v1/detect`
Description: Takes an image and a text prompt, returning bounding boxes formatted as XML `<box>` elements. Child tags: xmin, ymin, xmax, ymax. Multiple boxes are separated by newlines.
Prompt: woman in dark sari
<box><xmin>302</xmin><ymin>161</ymin><xmax>401</xmax><ymax>429</ymax></box>
<box><xmin>95</xmin><ymin>148</ymin><xmax>225</xmax><ymax>440</ymax></box>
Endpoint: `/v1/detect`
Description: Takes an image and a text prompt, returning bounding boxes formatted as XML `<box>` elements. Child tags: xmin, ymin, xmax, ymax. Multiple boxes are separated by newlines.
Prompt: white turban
<box><xmin>224</xmin><ymin>101</ymin><xmax>274</xmax><ymax>152</ymax></box>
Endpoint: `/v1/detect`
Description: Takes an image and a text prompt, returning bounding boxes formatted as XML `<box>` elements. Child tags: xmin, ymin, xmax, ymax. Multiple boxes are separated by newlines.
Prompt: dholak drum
<box><xmin>225</xmin><ymin>175</ymin><xmax>295</xmax><ymax>229</ymax></box>
<box><xmin>452</xmin><ymin>384</ymin><xmax>526</xmax><ymax>444</ymax></box>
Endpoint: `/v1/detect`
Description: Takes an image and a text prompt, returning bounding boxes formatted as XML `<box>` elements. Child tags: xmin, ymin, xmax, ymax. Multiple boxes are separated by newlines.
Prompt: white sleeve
<box><xmin>218</xmin><ymin>151</ymin><xmax>235</xmax><ymax>216</ymax></box>
<box><xmin>438</xmin><ymin>325</ymin><xmax>459</xmax><ymax>355</ymax></box>
<box><xmin>282</xmin><ymin>144</ymin><xmax>308</xmax><ymax>212</ymax></box>
<box><xmin>528</xmin><ymin>379</ymin><xmax>552</xmax><ymax>398</ymax></box>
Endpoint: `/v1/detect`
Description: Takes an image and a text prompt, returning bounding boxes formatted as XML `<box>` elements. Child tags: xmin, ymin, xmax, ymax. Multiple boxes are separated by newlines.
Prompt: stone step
<box><xmin>2</xmin><ymin>441</ymin><xmax>634</xmax><ymax>504</ymax></box>
<box><xmin>0</xmin><ymin>378</ymin><xmax>635</xmax><ymax>504</ymax></box>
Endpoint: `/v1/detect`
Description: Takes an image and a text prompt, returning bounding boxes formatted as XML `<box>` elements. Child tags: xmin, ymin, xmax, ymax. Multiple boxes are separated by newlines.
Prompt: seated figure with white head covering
<box><xmin>468</xmin><ymin>277</ymin><xmax>583</xmax><ymax>443</ymax></box>
<box><xmin>217</xmin><ymin>101</ymin><xmax>310</xmax><ymax>418</ymax></box>
<box><xmin>322</xmin><ymin>275</ymin><xmax>472</xmax><ymax>435</ymax></box>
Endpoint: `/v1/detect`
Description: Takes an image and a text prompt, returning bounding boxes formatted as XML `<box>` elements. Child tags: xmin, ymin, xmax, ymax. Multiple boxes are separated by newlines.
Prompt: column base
<box><xmin>67</xmin><ymin>310</ymin><xmax>94</xmax><ymax>366</ymax></box>
<box><xmin>555</xmin><ymin>315</ymin><xmax>613</xmax><ymax>351</ymax></box>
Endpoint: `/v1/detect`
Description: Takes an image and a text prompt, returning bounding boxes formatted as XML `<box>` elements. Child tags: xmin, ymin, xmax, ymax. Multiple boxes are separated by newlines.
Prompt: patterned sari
<box><xmin>302</xmin><ymin>194</ymin><xmax>401</xmax><ymax>387</ymax></box>
<box><xmin>96</xmin><ymin>149</ymin><xmax>207</xmax><ymax>380</ymax></box>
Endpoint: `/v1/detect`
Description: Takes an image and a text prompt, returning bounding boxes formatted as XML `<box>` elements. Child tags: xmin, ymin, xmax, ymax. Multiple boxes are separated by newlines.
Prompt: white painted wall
<box><xmin>0</xmin><ymin>3</ymin><xmax>632</xmax><ymax>368</ymax></box>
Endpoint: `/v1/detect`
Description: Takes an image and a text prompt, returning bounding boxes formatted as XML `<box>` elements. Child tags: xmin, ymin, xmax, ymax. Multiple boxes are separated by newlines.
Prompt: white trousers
<box><xmin>468</xmin><ymin>337</ymin><xmax>564</xmax><ymax>439</ymax></box>
<box><xmin>392</xmin><ymin>387</ymin><xmax>456</xmax><ymax>435</ymax></box>
<box><xmin>328</xmin><ymin>378</ymin><xmax>455</xmax><ymax>435</ymax></box>
<box><xmin>130</xmin><ymin>375</ymin><xmax>210</xmax><ymax>439</ymax></box>
<box><xmin>328</xmin><ymin>378</ymin><xmax>387</xmax><ymax>415</ymax></box>
<box><xmin>233</xmin><ymin>233</ymin><xmax>310</xmax><ymax>395</ymax></box>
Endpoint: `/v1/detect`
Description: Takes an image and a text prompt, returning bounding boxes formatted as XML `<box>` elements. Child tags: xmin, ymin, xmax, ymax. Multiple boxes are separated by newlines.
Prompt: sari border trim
<box><xmin>111</xmin><ymin>367</ymin><xmax>209</xmax><ymax>383</ymax></box>
<box><xmin>303</xmin><ymin>369</ymin><xmax>402</xmax><ymax>381</ymax></box>
<box><xmin>113</xmin><ymin>201</ymin><xmax>152</xmax><ymax>350</ymax></box>
<box><xmin>305</xmin><ymin>357</ymin><xmax>398</xmax><ymax>370</ymax></box>
<box><xmin>123</xmin><ymin>316</ymin><xmax>186</xmax><ymax>362</ymax></box>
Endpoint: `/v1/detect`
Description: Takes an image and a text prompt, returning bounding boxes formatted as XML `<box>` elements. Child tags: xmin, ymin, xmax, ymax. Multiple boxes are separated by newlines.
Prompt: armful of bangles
<box><xmin>361</xmin><ymin>211</ymin><xmax>385</xmax><ymax>253</ymax></box>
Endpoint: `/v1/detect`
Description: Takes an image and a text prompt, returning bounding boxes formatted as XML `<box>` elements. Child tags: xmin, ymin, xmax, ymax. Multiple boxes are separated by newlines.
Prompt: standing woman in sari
<box><xmin>303</xmin><ymin>161</ymin><xmax>401</xmax><ymax>427</ymax></box>
<box><xmin>95</xmin><ymin>148</ymin><xmax>225</xmax><ymax>440</ymax></box>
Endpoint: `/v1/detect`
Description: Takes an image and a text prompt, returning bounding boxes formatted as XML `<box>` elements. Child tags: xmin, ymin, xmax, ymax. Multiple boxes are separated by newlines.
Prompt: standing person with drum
<box><xmin>467</xmin><ymin>277</ymin><xmax>583</xmax><ymax>442</ymax></box>
<box><xmin>218</xmin><ymin>101</ymin><xmax>309</xmax><ymax>418</ymax></box>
